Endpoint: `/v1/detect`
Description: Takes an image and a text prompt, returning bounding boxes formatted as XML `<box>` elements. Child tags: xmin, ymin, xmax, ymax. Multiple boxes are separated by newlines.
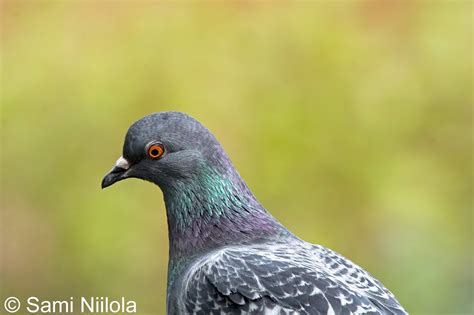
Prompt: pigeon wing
<box><xmin>182</xmin><ymin>244</ymin><xmax>407</xmax><ymax>314</ymax></box>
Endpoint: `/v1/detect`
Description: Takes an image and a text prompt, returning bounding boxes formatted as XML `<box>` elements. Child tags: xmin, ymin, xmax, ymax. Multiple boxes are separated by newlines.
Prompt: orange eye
<box><xmin>147</xmin><ymin>142</ymin><xmax>165</xmax><ymax>159</ymax></box>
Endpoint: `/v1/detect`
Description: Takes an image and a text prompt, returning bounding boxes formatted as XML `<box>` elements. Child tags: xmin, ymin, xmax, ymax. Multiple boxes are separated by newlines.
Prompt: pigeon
<box><xmin>102</xmin><ymin>112</ymin><xmax>407</xmax><ymax>315</ymax></box>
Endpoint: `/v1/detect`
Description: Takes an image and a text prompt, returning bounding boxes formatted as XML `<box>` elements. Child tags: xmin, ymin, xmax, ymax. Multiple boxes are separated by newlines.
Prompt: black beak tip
<box><xmin>101</xmin><ymin>169</ymin><xmax>124</xmax><ymax>189</ymax></box>
<box><xmin>101</xmin><ymin>178</ymin><xmax>108</xmax><ymax>189</ymax></box>
<box><xmin>101</xmin><ymin>174</ymin><xmax>113</xmax><ymax>189</ymax></box>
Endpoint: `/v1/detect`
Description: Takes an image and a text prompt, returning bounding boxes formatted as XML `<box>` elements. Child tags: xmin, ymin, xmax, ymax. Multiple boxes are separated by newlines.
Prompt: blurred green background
<box><xmin>1</xmin><ymin>1</ymin><xmax>472</xmax><ymax>314</ymax></box>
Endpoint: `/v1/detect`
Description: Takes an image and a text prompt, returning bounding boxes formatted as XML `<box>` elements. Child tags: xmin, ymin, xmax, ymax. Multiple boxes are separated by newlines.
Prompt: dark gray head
<box><xmin>102</xmin><ymin>112</ymin><xmax>286</xmax><ymax>258</ymax></box>
<box><xmin>101</xmin><ymin>112</ymin><xmax>232</xmax><ymax>190</ymax></box>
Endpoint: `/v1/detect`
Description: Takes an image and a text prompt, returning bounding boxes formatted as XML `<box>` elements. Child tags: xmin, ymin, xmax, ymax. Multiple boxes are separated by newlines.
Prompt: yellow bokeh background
<box><xmin>1</xmin><ymin>1</ymin><xmax>472</xmax><ymax>314</ymax></box>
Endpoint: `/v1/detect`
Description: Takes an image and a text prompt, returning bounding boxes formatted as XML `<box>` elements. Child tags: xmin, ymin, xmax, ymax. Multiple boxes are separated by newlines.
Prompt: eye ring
<box><xmin>146</xmin><ymin>142</ymin><xmax>165</xmax><ymax>159</ymax></box>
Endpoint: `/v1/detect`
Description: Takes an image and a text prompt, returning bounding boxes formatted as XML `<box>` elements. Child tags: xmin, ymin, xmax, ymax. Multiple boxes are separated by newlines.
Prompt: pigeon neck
<box><xmin>162</xmin><ymin>165</ymin><xmax>286</xmax><ymax>260</ymax></box>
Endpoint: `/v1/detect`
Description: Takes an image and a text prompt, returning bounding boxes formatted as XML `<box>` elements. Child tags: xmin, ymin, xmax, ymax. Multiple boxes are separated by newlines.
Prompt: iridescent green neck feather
<box><xmin>162</xmin><ymin>164</ymin><xmax>287</xmax><ymax>261</ymax></box>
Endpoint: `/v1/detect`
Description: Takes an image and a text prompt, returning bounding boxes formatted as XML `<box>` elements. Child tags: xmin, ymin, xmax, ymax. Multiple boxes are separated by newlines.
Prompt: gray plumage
<box><xmin>102</xmin><ymin>111</ymin><xmax>407</xmax><ymax>315</ymax></box>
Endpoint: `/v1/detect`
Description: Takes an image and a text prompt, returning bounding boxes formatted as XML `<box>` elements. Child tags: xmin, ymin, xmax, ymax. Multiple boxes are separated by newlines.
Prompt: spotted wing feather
<box><xmin>181</xmin><ymin>243</ymin><xmax>407</xmax><ymax>315</ymax></box>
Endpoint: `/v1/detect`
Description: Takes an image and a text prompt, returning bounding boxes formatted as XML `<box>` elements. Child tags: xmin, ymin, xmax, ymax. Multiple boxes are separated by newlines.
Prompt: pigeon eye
<box><xmin>146</xmin><ymin>142</ymin><xmax>165</xmax><ymax>159</ymax></box>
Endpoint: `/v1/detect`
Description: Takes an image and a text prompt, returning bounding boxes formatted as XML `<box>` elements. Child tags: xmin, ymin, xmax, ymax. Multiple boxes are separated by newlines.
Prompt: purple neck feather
<box><xmin>162</xmin><ymin>163</ymin><xmax>288</xmax><ymax>260</ymax></box>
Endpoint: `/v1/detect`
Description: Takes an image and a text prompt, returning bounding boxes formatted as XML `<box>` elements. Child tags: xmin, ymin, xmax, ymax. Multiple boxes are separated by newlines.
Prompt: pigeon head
<box><xmin>102</xmin><ymin>111</ymin><xmax>286</xmax><ymax>258</ymax></box>
<box><xmin>101</xmin><ymin>111</ymin><xmax>232</xmax><ymax>190</ymax></box>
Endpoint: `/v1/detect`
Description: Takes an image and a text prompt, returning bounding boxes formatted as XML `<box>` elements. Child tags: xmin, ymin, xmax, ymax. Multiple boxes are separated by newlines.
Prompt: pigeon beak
<box><xmin>101</xmin><ymin>156</ymin><xmax>131</xmax><ymax>189</ymax></box>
